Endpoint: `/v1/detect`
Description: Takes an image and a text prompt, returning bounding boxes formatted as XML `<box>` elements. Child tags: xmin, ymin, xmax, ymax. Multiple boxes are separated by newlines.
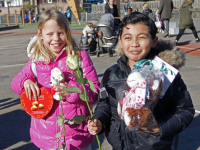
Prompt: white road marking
<box><xmin>0</xmin><ymin>64</ymin><xmax>25</xmax><ymax>68</ymax></box>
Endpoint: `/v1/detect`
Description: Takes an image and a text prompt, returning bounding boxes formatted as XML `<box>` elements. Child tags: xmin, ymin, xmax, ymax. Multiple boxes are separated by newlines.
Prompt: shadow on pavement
<box><xmin>0</xmin><ymin>98</ymin><xmax>39</xmax><ymax>150</ymax></box>
<box><xmin>177</xmin><ymin>40</ymin><xmax>191</xmax><ymax>46</ymax></box>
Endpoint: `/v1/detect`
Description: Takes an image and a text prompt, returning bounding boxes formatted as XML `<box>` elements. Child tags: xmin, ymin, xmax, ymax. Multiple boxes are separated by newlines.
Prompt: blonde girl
<box><xmin>11</xmin><ymin>9</ymin><xmax>99</xmax><ymax>150</ymax></box>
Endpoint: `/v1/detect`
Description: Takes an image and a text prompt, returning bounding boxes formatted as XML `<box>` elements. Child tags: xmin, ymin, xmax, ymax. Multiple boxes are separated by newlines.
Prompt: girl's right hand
<box><xmin>87</xmin><ymin>119</ymin><xmax>102</xmax><ymax>135</ymax></box>
<box><xmin>24</xmin><ymin>79</ymin><xmax>40</xmax><ymax>100</ymax></box>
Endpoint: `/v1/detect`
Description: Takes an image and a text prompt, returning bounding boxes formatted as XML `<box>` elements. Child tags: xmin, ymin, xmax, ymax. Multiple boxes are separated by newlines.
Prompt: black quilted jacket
<box><xmin>94</xmin><ymin>47</ymin><xmax>194</xmax><ymax>150</ymax></box>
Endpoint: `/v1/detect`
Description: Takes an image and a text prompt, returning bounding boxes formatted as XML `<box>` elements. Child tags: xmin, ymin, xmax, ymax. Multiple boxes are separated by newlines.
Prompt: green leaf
<box><xmin>63</xmin><ymin>87</ymin><xmax>82</xmax><ymax>93</ymax></box>
<box><xmin>60</xmin><ymin>126</ymin><xmax>63</xmax><ymax>131</ymax></box>
<box><xmin>55</xmin><ymin>138</ymin><xmax>60</xmax><ymax>145</ymax></box>
<box><xmin>64</xmin><ymin>119</ymin><xmax>75</xmax><ymax>125</ymax></box>
<box><xmin>57</xmin><ymin>146</ymin><xmax>63</xmax><ymax>150</ymax></box>
<box><xmin>55</xmin><ymin>132</ymin><xmax>61</xmax><ymax>138</ymax></box>
<box><xmin>72</xmin><ymin>115</ymin><xmax>87</xmax><ymax>124</ymax></box>
<box><xmin>69</xmin><ymin>74</ymin><xmax>77</xmax><ymax>78</ymax></box>
<box><xmin>76</xmin><ymin>77</ymin><xmax>88</xmax><ymax>86</ymax></box>
<box><xmin>88</xmin><ymin>79</ymin><xmax>98</xmax><ymax>94</ymax></box>
<box><xmin>57</xmin><ymin>118</ymin><xmax>63</xmax><ymax>126</ymax></box>
<box><xmin>57</xmin><ymin>115</ymin><xmax>62</xmax><ymax>119</ymax></box>
<box><xmin>79</xmin><ymin>92</ymin><xmax>86</xmax><ymax>101</ymax></box>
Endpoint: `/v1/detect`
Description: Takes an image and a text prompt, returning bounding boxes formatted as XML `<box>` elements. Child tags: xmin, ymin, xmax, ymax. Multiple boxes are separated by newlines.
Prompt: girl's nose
<box><xmin>131</xmin><ymin>39</ymin><xmax>139</xmax><ymax>47</ymax></box>
<box><xmin>53</xmin><ymin>34</ymin><xmax>60</xmax><ymax>41</ymax></box>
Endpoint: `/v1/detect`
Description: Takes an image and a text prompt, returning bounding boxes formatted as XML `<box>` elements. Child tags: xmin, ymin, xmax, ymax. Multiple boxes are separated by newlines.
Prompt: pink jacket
<box><xmin>11</xmin><ymin>47</ymin><xmax>100</xmax><ymax>150</ymax></box>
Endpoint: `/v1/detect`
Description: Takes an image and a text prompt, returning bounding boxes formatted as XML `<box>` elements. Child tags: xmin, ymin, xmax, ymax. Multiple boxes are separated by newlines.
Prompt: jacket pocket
<box><xmin>106</xmin><ymin>118</ymin><xmax>123</xmax><ymax>150</ymax></box>
<box><xmin>136</xmin><ymin>131</ymin><xmax>173</xmax><ymax>150</ymax></box>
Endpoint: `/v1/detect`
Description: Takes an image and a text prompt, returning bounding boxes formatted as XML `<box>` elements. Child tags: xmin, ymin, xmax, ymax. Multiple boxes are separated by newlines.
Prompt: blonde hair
<box><xmin>143</xmin><ymin>3</ymin><xmax>149</xmax><ymax>9</ymax></box>
<box><xmin>32</xmin><ymin>9</ymin><xmax>79</xmax><ymax>64</ymax></box>
<box><xmin>87</xmin><ymin>22</ymin><xmax>93</xmax><ymax>28</ymax></box>
<box><xmin>184</xmin><ymin>0</ymin><xmax>194</xmax><ymax>4</ymax></box>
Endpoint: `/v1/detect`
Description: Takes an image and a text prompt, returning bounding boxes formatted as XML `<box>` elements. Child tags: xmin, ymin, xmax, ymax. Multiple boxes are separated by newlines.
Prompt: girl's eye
<box><xmin>125</xmin><ymin>37</ymin><xmax>131</xmax><ymax>40</ymax></box>
<box><xmin>139</xmin><ymin>36</ymin><xmax>146</xmax><ymax>39</ymax></box>
<box><xmin>47</xmin><ymin>33</ymin><xmax>52</xmax><ymax>35</ymax></box>
<box><xmin>59</xmin><ymin>32</ymin><xmax>64</xmax><ymax>35</ymax></box>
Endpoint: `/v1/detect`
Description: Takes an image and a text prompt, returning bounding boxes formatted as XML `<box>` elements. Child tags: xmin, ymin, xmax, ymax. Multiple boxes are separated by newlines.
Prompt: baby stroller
<box><xmin>79</xmin><ymin>20</ymin><xmax>99</xmax><ymax>55</ymax></box>
<box><xmin>96</xmin><ymin>14</ymin><xmax>118</xmax><ymax>57</ymax></box>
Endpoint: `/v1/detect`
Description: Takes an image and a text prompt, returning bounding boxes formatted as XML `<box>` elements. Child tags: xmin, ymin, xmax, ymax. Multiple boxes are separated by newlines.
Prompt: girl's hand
<box><xmin>87</xmin><ymin>119</ymin><xmax>102</xmax><ymax>135</ymax></box>
<box><xmin>53</xmin><ymin>82</ymin><xmax>68</xmax><ymax>99</ymax></box>
<box><xmin>24</xmin><ymin>79</ymin><xmax>40</xmax><ymax>100</ymax></box>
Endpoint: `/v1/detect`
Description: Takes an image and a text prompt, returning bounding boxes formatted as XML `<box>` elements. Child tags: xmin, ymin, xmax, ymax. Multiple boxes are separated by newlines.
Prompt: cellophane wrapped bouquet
<box><xmin>117</xmin><ymin>64</ymin><xmax>164</xmax><ymax>130</ymax></box>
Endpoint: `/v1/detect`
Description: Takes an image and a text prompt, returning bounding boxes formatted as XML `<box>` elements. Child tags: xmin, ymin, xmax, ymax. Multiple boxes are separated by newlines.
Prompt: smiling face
<box><xmin>38</xmin><ymin>19</ymin><xmax>67</xmax><ymax>56</ymax></box>
<box><xmin>118</xmin><ymin>23</ymin><xmax>158</xmax><ymax>69</ymax></box>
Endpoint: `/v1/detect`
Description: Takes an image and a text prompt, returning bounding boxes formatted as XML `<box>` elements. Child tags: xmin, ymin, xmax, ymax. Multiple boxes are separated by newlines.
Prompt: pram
<box><xmin>79</xmin><ymin>20</ymin><xmax>99</xmax><ymax>55</ymax></box>
<box><xmin>96</xmin><ymin>14</ymin><xmax>118</xmax><ymax>57</ymax></box>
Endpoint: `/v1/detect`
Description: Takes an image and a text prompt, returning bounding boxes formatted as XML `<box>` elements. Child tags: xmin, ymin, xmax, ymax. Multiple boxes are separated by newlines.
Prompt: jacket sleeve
<box><xmin>66</xmin><ymin>50</ymin><xmax>100</xmax><ymax>105</ymax></box>
<box><xmin>157</xmin><ymin>73</ymin><xmax>195</xmax><ymax>138</ymax></box>
<box><xmin>188</xmin><ymin>5</ymin><xmax>200</xmax><ymax>12</ymax></box>
<box><xmin>158</xmin><ymin>0</ymin><xmax>164</xmax><ymax>15</ymax></box>
<box><xmin>93</xmin><ymin>70</ymin><xmax>112</xmax><ymax>134</ymax></box>
<box><xmin>11</xmin><ymin>60</ymin><xmax>36</xmax><ymax>95</ymax></box>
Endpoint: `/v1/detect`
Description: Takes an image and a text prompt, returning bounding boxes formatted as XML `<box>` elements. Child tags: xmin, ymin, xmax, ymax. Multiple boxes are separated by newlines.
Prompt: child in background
<box><xmin>11</xmin><ymin>9</ymin><xmax>99</xmax><ymax>150</ymax></box>
<box><xmin>82</xmin><ymin>22</ymin><xmax>94</xmax><ymax>45</ymax></box>
<box><xmin>124</xmin><ymin>0</ymin><xmax>131</xmax><ymax>15</ymax></box>
<box><xmin>127</xmin><ymin>7</ymin><xmax>133</xmax><ymax>15</ymax></box>
<box><xmin>88</xmin><ymin>12</ymin><xmax>194</xmax><ymax>150</ymax></box>
<box><xmin>142</xmin><ymin>2</ymin><xmax>153</xmax><ymax>17</ymax></box>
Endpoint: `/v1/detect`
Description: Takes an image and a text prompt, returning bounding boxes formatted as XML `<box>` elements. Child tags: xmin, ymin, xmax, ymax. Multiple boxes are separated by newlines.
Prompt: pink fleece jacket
<box><xmin>11</xmin><ymin>49</ymin><xmax>100</xmax><ymax>150</ymax></box>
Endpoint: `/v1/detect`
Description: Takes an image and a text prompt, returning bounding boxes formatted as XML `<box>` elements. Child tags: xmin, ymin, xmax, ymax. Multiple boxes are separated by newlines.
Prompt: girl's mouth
<box><xmin>130</xmin><ymin>50</ymin><xmax>141</xmax><ymax>55</ymax></box>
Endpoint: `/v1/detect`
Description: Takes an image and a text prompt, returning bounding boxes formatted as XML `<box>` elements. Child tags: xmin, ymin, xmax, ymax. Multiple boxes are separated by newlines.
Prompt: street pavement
<box><xmin>0</xmin><ymin>21</ymin><xmax>200</xmax><ymax>150</ymax></box>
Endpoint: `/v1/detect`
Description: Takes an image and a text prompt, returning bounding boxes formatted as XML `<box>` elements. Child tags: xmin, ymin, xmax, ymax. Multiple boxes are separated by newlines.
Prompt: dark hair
<box><xmin>119</xmin><ymin>12</ymin><xmax>157</xmax><ymax>39</ymax></box>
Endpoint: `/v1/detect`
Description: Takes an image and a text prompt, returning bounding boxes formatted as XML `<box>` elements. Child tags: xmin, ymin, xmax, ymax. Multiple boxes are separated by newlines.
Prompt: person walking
<box><xmin>175</xmin><ymin>0</ymin><xmax>200</xmax><ymax>45</ymax></box>
<box><xmin>65</xmin><ymin>6</ymin><xmax>72</xmax><ymax>24</ymax></box>
<box><xmin>158</xmin><ymin>0</ymin><xmax>174</xmax><ymax>37</ymax></box>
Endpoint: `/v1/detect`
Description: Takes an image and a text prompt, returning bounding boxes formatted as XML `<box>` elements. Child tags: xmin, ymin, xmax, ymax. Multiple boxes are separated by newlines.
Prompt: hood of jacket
<box><xmin>116</xmin><ymin>40</ymin><xmax>185</xmax><ymax>70</ymax></box>
<box><xmin>27</xmin><ymin>35</ymin><xmax>46</xmax><ymax>61</ymax></box>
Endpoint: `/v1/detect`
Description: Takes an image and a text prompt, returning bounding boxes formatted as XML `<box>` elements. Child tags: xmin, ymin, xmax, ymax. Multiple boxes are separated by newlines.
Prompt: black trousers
<box><xmin>176</xmin><ymin>26</ymin><xmax>199</xmax><ymax>41</ymax></box>
<box><xmin>67</xmin><ymin>18</ymin><xmax>71</xmax><ymax>24</ymax></box>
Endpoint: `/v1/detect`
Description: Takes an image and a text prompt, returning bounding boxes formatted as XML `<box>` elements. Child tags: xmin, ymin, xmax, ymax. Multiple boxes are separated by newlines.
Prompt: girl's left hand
<box><xmin>53</xmin><ymin>82</ymin><xmax>68</xmax><ymax>99</ymax></box>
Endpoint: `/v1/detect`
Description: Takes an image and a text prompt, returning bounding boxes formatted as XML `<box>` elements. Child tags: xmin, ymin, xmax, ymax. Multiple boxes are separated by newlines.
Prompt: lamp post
<box><xmin>6</xmin><ymin>0</ymin><xmax>11</xmax><ymax>15</ymax></box>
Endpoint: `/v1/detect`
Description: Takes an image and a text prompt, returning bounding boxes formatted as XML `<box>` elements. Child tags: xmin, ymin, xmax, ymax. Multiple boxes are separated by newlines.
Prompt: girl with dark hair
<box><xmin>88</xmin><ymin>12</ymin><xmax>194</xmax><ymax>150</ymax></box>
<box><xmin>175</xmin><ymin>0</ymin><xmax>200</xmax><ymax>45</ymax></box>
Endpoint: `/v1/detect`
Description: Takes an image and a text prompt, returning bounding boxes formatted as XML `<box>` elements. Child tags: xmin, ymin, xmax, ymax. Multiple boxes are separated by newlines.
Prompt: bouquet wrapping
<box><xmin>117</xmin><ymin>64</ymin><xmax>164</xmax><ymax>130</ymax></box>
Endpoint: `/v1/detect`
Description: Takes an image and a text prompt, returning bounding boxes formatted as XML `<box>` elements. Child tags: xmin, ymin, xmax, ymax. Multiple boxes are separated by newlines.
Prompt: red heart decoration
<box><xmin>20</xmin><ymin>88</ymin><xmax>54</xmax><ymax>119</ymax></box>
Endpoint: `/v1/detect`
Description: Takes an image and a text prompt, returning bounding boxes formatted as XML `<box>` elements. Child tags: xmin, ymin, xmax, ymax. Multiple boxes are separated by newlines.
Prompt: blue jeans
<box><xmin>163</xmin><ymin>19</ymin><xmax>169</xmax><ymax>33</ymax></box>
<box><xmin>84</xmin><ymin>35</ymin><xmax>93</xmax><ymax>43</ymax></box>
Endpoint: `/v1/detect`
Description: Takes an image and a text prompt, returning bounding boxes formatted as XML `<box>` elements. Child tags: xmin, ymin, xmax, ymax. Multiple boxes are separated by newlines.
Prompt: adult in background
<box><xmin>105</xmin><ymin>0</ymin><xmax>121</xmax><ymax>27</ymax></box>
<box><xmin>65</xmin><ymin>6</ymin><xmax>72</xmax><ymax>24</ymax></box>
<box><xmin>175</xmin><ymin>0</ymin><xmax>200</xmax><ymax>45</ymax></box>
<box><xmin>158</xmin><ymin>0</ymin><xmax>173</xmax><ymax>37</ymax></box>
